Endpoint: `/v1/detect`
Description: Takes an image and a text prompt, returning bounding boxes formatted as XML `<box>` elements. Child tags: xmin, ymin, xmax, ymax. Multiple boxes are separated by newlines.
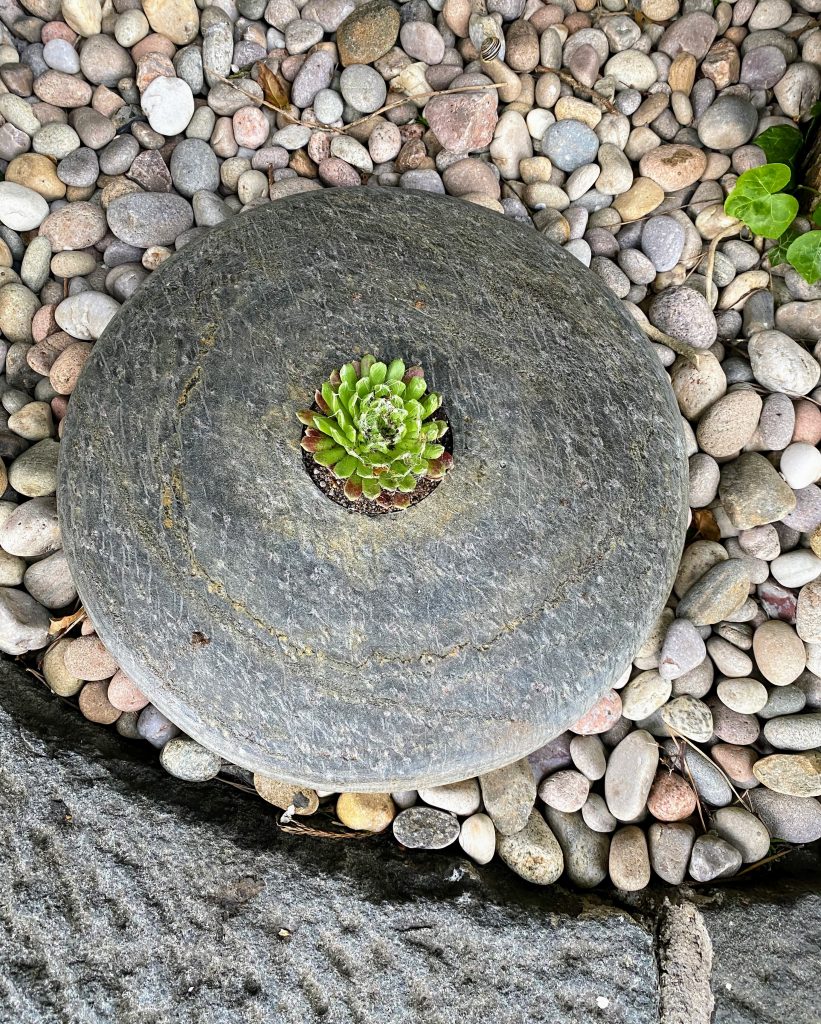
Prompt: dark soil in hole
<box><xmin>301</xmin><ymin>410</ymin><xmax>454</xmax><ymax>517</ymax></box>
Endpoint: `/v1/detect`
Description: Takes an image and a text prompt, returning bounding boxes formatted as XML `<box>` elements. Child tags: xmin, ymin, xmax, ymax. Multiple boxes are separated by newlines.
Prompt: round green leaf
<box><xmin>787</xmin><ymin>230</ymin><xmax>821</xmax><ymax>285</ymax></box>
<box><xmin>725</xmin><ymin>163</ymin><xmax>798</xmax><ymax>238</ymax></box>
<box><xmin>754</xmin><ymin>126</ymin><xmax>802</xmax><ymax>167</ymax></box>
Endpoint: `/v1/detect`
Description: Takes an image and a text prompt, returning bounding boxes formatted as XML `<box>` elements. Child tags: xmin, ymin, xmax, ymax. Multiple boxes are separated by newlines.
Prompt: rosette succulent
<box><xmin>298</xmin><ymin>355</ymin><xmax>453</xmax><ymax>507</ymax></box>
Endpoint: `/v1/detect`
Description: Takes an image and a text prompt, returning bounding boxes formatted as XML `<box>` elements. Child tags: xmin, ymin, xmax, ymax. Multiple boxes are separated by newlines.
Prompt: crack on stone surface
<box><xmin>656</xmin><ymin>898</ymin><xmax>714</xmax><ymax>1024</ymax></box>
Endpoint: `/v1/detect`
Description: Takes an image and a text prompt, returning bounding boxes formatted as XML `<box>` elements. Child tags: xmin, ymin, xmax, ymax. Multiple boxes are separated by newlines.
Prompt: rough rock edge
<box><xmin>1</xmin><ymin>661</ymin><xmax>819</xmax><ymax>1024</ymax></box>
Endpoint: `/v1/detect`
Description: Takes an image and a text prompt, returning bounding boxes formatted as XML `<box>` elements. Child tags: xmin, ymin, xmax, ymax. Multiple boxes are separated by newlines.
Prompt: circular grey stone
<box><xmin>169</xmin><ymin>139</ymin><xmax>220</xmax><ymax>199</ymax></box>
<box><xmin>59</xmin><ymin>189</ymin><xmax>687</xmax><ymax>792</ymax></box>
<box><xmin>393</xmin><ymin>807</ymin><xmax>461</xmax><ymax>850</ymax></box>
<box><xmin>541</xmin><ymin>120</ymin><xmax>599</xmax><ymax>172</ymax></box>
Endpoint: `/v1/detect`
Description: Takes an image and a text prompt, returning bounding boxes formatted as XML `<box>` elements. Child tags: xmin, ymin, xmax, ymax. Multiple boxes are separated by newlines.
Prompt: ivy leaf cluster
<box><xmin>723</xmin><ymin>124</ymin><xmax>821</xmax><ymax>284</ymax></box>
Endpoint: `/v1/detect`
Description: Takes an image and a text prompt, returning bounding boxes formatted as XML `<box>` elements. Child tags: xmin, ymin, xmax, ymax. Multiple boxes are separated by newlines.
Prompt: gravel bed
<box><xmin>0</xmin><ymin>0</ymin><xmax>820</xmax><ymax>890</ymax></box>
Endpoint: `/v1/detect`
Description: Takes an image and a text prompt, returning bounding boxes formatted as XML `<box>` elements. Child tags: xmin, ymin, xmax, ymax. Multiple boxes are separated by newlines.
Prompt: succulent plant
<box><xmin>298</xmin><ymin>355</ymin><xmax>453</xmax><ymax>507</ymax></box>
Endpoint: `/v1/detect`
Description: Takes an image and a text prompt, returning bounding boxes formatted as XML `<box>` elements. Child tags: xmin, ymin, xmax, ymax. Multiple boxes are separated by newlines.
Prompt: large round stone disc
<box><xmin>59</xmin><ymin>189</ymin><xmax>687</xmax><ymax>792</ymax></box>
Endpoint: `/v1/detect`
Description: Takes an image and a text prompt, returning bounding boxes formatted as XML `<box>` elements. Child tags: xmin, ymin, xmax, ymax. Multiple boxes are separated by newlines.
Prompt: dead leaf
<box><xmin>255</xmin><ymin>61</ymin><xmax>289</xmax><ymax>111</ymax></box>
<box><xmin>692</xmin><ymin>508</ymin><xmax>721</xmax><ymax>542</ymax></box>
<box><xmin>48</xmin><ymin>608</ymin><xmax>86</xmax><ymax>635</ymax></box>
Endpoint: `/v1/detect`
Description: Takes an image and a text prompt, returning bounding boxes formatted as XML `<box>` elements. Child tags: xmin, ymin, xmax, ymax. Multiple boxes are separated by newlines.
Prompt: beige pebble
<box><xmin>253</xmin><ymin>774</ymin><xmax>319</xmax><ymax>815</ymax></box>
<box><xmin>336</xmin><ymin>792</ymin><xmax>396</xmax><ymax>831</ymax></box>
<box><xmin>78</xmin><ymin>679</ymin><xmax>122</xmax><ymax>724</ymax></box>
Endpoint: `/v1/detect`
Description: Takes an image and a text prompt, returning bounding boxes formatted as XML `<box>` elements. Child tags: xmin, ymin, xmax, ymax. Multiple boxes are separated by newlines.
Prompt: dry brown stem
<box><xmin>535</xmin><ymin>66</ymin><xmax>619</xmax><ymax>114</ymax></box>
<box><xmin>216</xmin><ymin>74</ymin><xmax>504</xmax><ymax>137</ymax></box>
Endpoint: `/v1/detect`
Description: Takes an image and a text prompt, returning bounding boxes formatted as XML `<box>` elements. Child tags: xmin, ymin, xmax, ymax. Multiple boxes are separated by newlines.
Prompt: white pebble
<box><xmin>458</xmin><ymin>813</ymin><xmax>496</xmax><ymax>865</ymax></box>
<box><xmin>56</xmin><ymin>292</ymin><xmax>121</xmax><ymax>340</ymax></box>
<box><xmin>771</xmin><ymin>549</ymin><xmax>821</xmax><ymax>589</ymax></box>
<box><xmin>141</xmin><ymin>76</ymin><xmax>195</xmax><ymax>137</ymax></box>
<box><xmin>0</xmin><ymin>181</ymin><xmax>49</xmax><ymax>231</ymax></box>
<box><xmin>780</xmin><ymin>442</ymin><xmax>821</xmax><ymax>489</ymax></box>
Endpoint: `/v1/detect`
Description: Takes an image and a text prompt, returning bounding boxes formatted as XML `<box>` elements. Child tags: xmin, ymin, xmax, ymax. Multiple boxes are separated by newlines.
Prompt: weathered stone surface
<box><xmin>1</xmin><ymin>664</ymin><xmax>820</xmax><ymax>1023</ymax></box>
<box><xmin>59</xmin><ymin>189</ymin><xmax>687</xmax><ymax>791</ymax></box>
<box><xmin>0</xmin><ymin>665</ymin><xmax>661</xmax><ymax>1023</ymax></box>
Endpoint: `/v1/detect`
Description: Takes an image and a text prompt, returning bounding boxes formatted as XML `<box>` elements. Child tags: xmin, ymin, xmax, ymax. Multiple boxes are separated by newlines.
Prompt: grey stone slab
<box><xmin>701</xmin><ymin>878</ymin><xmax>821</xmax><ymax>1024</ymax></box>
<box><xmin>58</xmin><ymin>188</ymin><xmax>688</xmax><ymax>791</ymax></box>
<box><xmin>1</xmin><ymin>663</ymin><xmax>820</xmax><ymax>1024</ymax></box>
<box><xmin>0</xmin><ymin>663</ymin><xmax>660</xmax><ymax>1024</ymax></box>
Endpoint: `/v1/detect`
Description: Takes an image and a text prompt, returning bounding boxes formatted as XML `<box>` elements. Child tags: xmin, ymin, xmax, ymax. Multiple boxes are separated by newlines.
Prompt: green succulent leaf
<box><xmin>344</xmin><ymin>475</ymin><xmax>363</xmax><ymax>501</ymax></box>
<box><xmin>314</xmin><ymin>445</ymin><xmax>346</xmax><ymax>467</ymax></box>
<box><xmin>405</xmin><ymin>376</ymin><xmax>427</xmax><ymax>401</ymax></box>
<box><xmin>360</xmin><ymin>354</ymin><xmax>375</xmax><ymax>377</ymax></box>
<box><xmin>386</xmin><ymin>358</ymin><xmax>406</xmax><ymax>382</ymax></box>
<box><xmin>369</xmin><ymin>361</ymin><xmax>387</xmax><ymax>385</ymax></box>
<box><xmin>362</xmin><ymin>477</ymin><xmax>381</xmax><ymax>500</ymax></box>
<box><xmin>312</xmin><ymin>414</ymin><xmax>336</xmax><ymax>436</ymax></box>
<box><xmin>300</xmin><ymin>434</ymin><xmax>337</xmax><ymax>453</ymax></box>
<box><xmin>423</xmin><ymin>443</ymin><xmax>445</xmax><ymax>459</ymax></box>
<box><xmin>340</xmin><ymin>363</ymin><xmax>357</xmax><ymax>387</ymax></box>
<box><xmin>787</xmin><ymin>230</ymin><xmax>821</xmax><ymax>284</ymax></box>
<box><xmin>334</xmin><ymin>454</ymin><xmax>358</xmax><ymax>478</ymax></box>
<box><xmin>421</xmin><ymin>393</ymin><xmax>440</xmax><ymax>419</ymax></box>
<box><xmin>321</xmin><ymin>382</ymin><xmax>338</xmax><ymax>412</ymax></box>
<box><xmin>754</xmin><ymin>126</ymin><xmax>803</xmax><ymax>167</ymax></box>
<box><xmin>724</xmin><ymin>163</ymin><xmax>798</xmax><ymax>239</ymax></box>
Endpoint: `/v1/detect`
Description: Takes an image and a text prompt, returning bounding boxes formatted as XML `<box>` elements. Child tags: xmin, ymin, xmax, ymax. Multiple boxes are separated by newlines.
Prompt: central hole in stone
<box><xmin>298</xmin><ymin>353</ymin><xmax>454</xmax><ymax>516</ymax></box>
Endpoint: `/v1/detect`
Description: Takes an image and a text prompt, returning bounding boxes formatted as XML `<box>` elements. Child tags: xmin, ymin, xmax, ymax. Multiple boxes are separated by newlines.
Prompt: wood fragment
<box><xmin>535</xmin><ymin>66</ymin><xmax>619</xmax><ymax>114</ymax></box>
<box><xmin>640</xmin><ymin>321</ymin><xmax>704</xmax><ymax>367</ymax></box>
<box><xmin>216</xmin><ymin>74</ymin><xmax>504</xmax><ymax>137</ymax></box>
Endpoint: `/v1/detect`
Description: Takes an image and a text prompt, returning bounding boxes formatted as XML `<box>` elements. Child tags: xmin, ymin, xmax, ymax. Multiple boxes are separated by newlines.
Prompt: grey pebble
<box><xmin>392</xmin><ymin>806</ymin><xmax>460</xmax><ymax>849</ymax></box>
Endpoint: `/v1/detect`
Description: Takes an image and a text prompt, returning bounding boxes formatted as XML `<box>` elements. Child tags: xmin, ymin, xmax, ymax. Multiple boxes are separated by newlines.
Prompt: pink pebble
<box><xmin>42</xmin><ymin>21</ymin><xmax>78</xmax><ymax>44</ymax></box>
<box><xmin>32</xmin><ymin>304</ymin><xmax>58</xmax><ymax>343</ymax></box>
<box><xmin>132</xmin><ymin>34</ymin><xmax>177</xmax><ymax>63</ymax></box>
<box><xmin>107</xmin><ymin>670</ymin><xmax>150</xmax><ymax>712</ymax></box>
<box><xmin>280</xmin><ymin>54</ymin><xmax>305</xmax><ymax>82</ymax></box>
<box><xmin>233</xmin><ymin>106</ymin><xmax>270</xmax><ymax>149</ymax></box>
<box><xmin>318</xmin><ymin>157</ymin><xmax>361</xmax><ymax>188</ymax></box>
<box><xmin>529</xmin><ymin>4</ymin><xmax>565</xmax><ymax>30</ymax></box>
<box><xmin>569</xmin><ymin>689</ymin><xmax>623</xmax><ymax>735</ymax></box>
<box><xmin>792</xmin><ymin>399</ymin><xmax>821</xmax><ymax>445</ymax></box>
<box><xmin>51</xmin><ymin>395</ymin><xmax>69</xmax><ymax>421</ymax></box>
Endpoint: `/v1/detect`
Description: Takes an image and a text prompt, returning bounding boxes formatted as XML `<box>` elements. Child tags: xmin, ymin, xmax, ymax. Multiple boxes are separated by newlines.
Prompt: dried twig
<box><xmin>668</xmin><ymin>730</ymin><xmax>754</xmax><ymax>813</ymax></box>
<box><xmin>215</xmin><ymin>74</ymin><xmax>339</xmax><ymax>133</ymax></box>
<box><xmin>343</xmin><ymin>83</ymin><xmax>504</xmax><ymax>131</ymax></box>
<box><xmin>276</xmin><ymin>811</ymin><xmax>380</xmax><ymax>840</ymax></box>
<box><xmin>731</xmin><ymin>847</ymin><xmax>796</xmax><ymax>879</ymax></box>
<box><xmin>669</xmin><ymin>734</ymin><xmax>707</xmax><ymax>831</ymax></box>
<box><xmin>535</xmin><ymin>66</ymin><xmax>618</xmax><ymax>114</ymax></box>
<box><xmin>216</xmin><ymin>74</ymin><xmax>504</xmax><ymax>137</ymax></box>
<box><xmin>640</xmin><ymin>321</ymin><xmax>704</xmax><ymax>367</ymax></box>
<box><xmin>704</xmin><ymin>222</ymin><xmax>742</xmax><ymax>307</ymax></box>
